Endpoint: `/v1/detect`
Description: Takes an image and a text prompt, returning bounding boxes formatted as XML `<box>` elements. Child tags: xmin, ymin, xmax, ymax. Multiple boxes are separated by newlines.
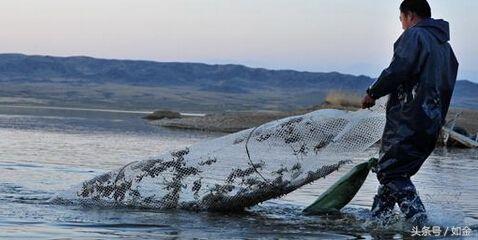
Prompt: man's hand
<box><xmin>361</xmin><ymin>94</ymin><xmax>376</xmax><ymax>109</ymax></box>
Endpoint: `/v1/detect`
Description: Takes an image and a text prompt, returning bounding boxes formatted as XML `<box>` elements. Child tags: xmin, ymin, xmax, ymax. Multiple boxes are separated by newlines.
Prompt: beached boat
<box><xmin>441</xmin><ymin>112</ymin><xmax>478</xmax><ymax>148</ymax></box>
<box><xmin>442</xmin><ymin>126</ymin><xmax>478</xmax><ymax>148</ymax></box>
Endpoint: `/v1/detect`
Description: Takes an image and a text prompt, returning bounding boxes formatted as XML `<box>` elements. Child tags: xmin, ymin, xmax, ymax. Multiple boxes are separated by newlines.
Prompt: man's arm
<box><xmin>367</xmin><ymin>28</ymin><xmax>428</xmax><ymax>100</ymax></box>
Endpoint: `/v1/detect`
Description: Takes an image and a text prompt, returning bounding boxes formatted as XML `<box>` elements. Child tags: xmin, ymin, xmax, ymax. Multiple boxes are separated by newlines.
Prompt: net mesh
<box><xmin>54</xmin><ymin>102</ymin><xmax>386</xmax><ymax>211</ymax></box>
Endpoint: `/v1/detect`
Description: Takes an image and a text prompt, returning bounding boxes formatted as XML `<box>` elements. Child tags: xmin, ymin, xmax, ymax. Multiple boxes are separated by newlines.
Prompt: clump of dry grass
<box><xmin>324</xmin><ymin>91</ymin><xmax>362</xmax><ymax>109</ymax></box>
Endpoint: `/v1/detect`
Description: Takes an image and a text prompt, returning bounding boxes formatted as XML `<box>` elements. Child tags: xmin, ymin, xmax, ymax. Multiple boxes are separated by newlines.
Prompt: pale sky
<box><xmin>0</xmin><ymin>0</ymin><xmax>477</xmax><ymax>82</ymax></box>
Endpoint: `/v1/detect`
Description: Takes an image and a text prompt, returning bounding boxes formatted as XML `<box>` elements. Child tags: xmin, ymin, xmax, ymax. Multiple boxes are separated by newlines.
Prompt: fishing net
<box><xmin>54</xmin><ymin>102</ymin><xmax>386</xmax><ymax>211</ymax></box>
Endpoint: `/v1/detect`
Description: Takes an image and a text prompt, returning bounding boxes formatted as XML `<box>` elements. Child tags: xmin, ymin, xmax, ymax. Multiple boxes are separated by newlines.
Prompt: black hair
<box><xmin>400</xmin><ymin>0</ymin><xmax>432</xmax><ymax>18</ymax></box>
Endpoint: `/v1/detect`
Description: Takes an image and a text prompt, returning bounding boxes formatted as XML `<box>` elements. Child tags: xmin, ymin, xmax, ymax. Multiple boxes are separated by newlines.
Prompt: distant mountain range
<box><xmin>0</xmin><ymin>53</ymin><xmax>477</xmax><ymax>111</ymax></box>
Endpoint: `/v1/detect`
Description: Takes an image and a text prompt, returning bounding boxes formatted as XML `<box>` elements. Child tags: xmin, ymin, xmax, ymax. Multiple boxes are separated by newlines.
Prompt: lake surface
<box><xmin>0</xmin><ymin>106</ymin><xmax>477</xmax><ymax>239</ymax></box>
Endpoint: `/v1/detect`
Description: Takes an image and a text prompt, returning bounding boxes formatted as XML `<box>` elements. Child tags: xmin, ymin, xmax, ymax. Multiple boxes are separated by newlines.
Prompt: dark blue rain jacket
<box><xmin>367</xmin><ymin>18</ymin><xmax>459</xmax><ymax>184</ymax></box>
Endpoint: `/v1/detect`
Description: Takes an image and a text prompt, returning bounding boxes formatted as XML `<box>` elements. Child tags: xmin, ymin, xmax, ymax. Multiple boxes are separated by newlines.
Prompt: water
<box><xmin>0</xmin><ymin>106</ymin><xmax>477</xmax><ymax>239</ymax></box>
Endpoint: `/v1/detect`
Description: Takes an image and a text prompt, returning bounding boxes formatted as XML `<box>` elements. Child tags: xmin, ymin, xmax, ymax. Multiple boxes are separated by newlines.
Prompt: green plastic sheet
<box><xmin>303</xmin><ymin>158</ymin><xmax>378</xmax><ymax>215</ymax></box>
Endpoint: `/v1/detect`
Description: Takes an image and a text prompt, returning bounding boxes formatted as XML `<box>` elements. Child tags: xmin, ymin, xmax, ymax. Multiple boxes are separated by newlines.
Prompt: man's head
<box><xmin>399</xmin><ymin>0</ymin><xmax>431</xmax><ymax>30</ymax></box>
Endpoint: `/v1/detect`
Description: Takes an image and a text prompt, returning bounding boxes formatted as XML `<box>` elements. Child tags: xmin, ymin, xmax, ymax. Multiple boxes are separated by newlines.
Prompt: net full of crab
<box><xmin>52</xmin><ymin>106</ymin><xmax>386</xmax><ymax>211</ymax></box>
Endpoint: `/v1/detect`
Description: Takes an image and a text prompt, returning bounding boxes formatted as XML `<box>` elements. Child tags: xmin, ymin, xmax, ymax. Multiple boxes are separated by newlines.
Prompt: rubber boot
<box><xmin>388</xmin><ymin>179</ymin><xmax>428</xmax><ymax>227</ymax></box>
<box><xmin>395</xmin><ymin>188</ymin><xmax>427</xmax><ymax>227</ymax></box>
<box><xmin>371</xmin><ymin>184</ymin><xmax>396</xmax><ymax>219</ymax></box>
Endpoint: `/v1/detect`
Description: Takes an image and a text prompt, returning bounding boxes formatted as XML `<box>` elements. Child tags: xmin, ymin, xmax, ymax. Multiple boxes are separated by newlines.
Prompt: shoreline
<box><xmin>0</xmin><ymin>104</ymin><xmax>205</xmax><ymax>117</ymax></box>
<box><xmin>151</xmin><ymin>111</ymin><xmax>294</xmax><ymax>133</ymax></box>
<box><xmin>150</xmin><ymin>107</ymin><xmax>478</xmax><ymax>146</ymax></box>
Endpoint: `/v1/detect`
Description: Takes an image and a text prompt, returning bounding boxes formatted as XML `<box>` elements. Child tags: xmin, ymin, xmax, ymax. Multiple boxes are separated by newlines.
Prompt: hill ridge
<box><xmin>0</xmin><ymin>53</ymin><xmax>476</xmax><ymax>111</ymax></box>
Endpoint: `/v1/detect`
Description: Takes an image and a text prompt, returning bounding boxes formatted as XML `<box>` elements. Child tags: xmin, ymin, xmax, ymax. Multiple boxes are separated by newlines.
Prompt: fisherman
<box><xmin>361</xmin><ymin>0</ymin><xmax>459</xmax><ymax>224</ymax></box>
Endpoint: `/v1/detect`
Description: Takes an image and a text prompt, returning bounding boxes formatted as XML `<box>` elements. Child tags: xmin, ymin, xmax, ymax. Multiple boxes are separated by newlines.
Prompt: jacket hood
<box><xmin>415</xmin><ymin>18</ymin><xmax>450</xmax><ymax>43</ymax></box>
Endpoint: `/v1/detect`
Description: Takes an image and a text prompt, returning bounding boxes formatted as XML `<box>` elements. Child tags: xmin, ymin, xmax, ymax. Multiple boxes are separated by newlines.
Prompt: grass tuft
<box><xmin>324</xmin><ymin>91</ymin><xmax>362</xmax><ymax>109</ymax></box>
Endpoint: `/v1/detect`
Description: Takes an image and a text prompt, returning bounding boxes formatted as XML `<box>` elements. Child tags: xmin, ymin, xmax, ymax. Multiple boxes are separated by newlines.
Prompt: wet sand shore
<box><xmin>150</xmin><ymin>106</ymin><xmax>478</xmax><ymax>136</ymax></box>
